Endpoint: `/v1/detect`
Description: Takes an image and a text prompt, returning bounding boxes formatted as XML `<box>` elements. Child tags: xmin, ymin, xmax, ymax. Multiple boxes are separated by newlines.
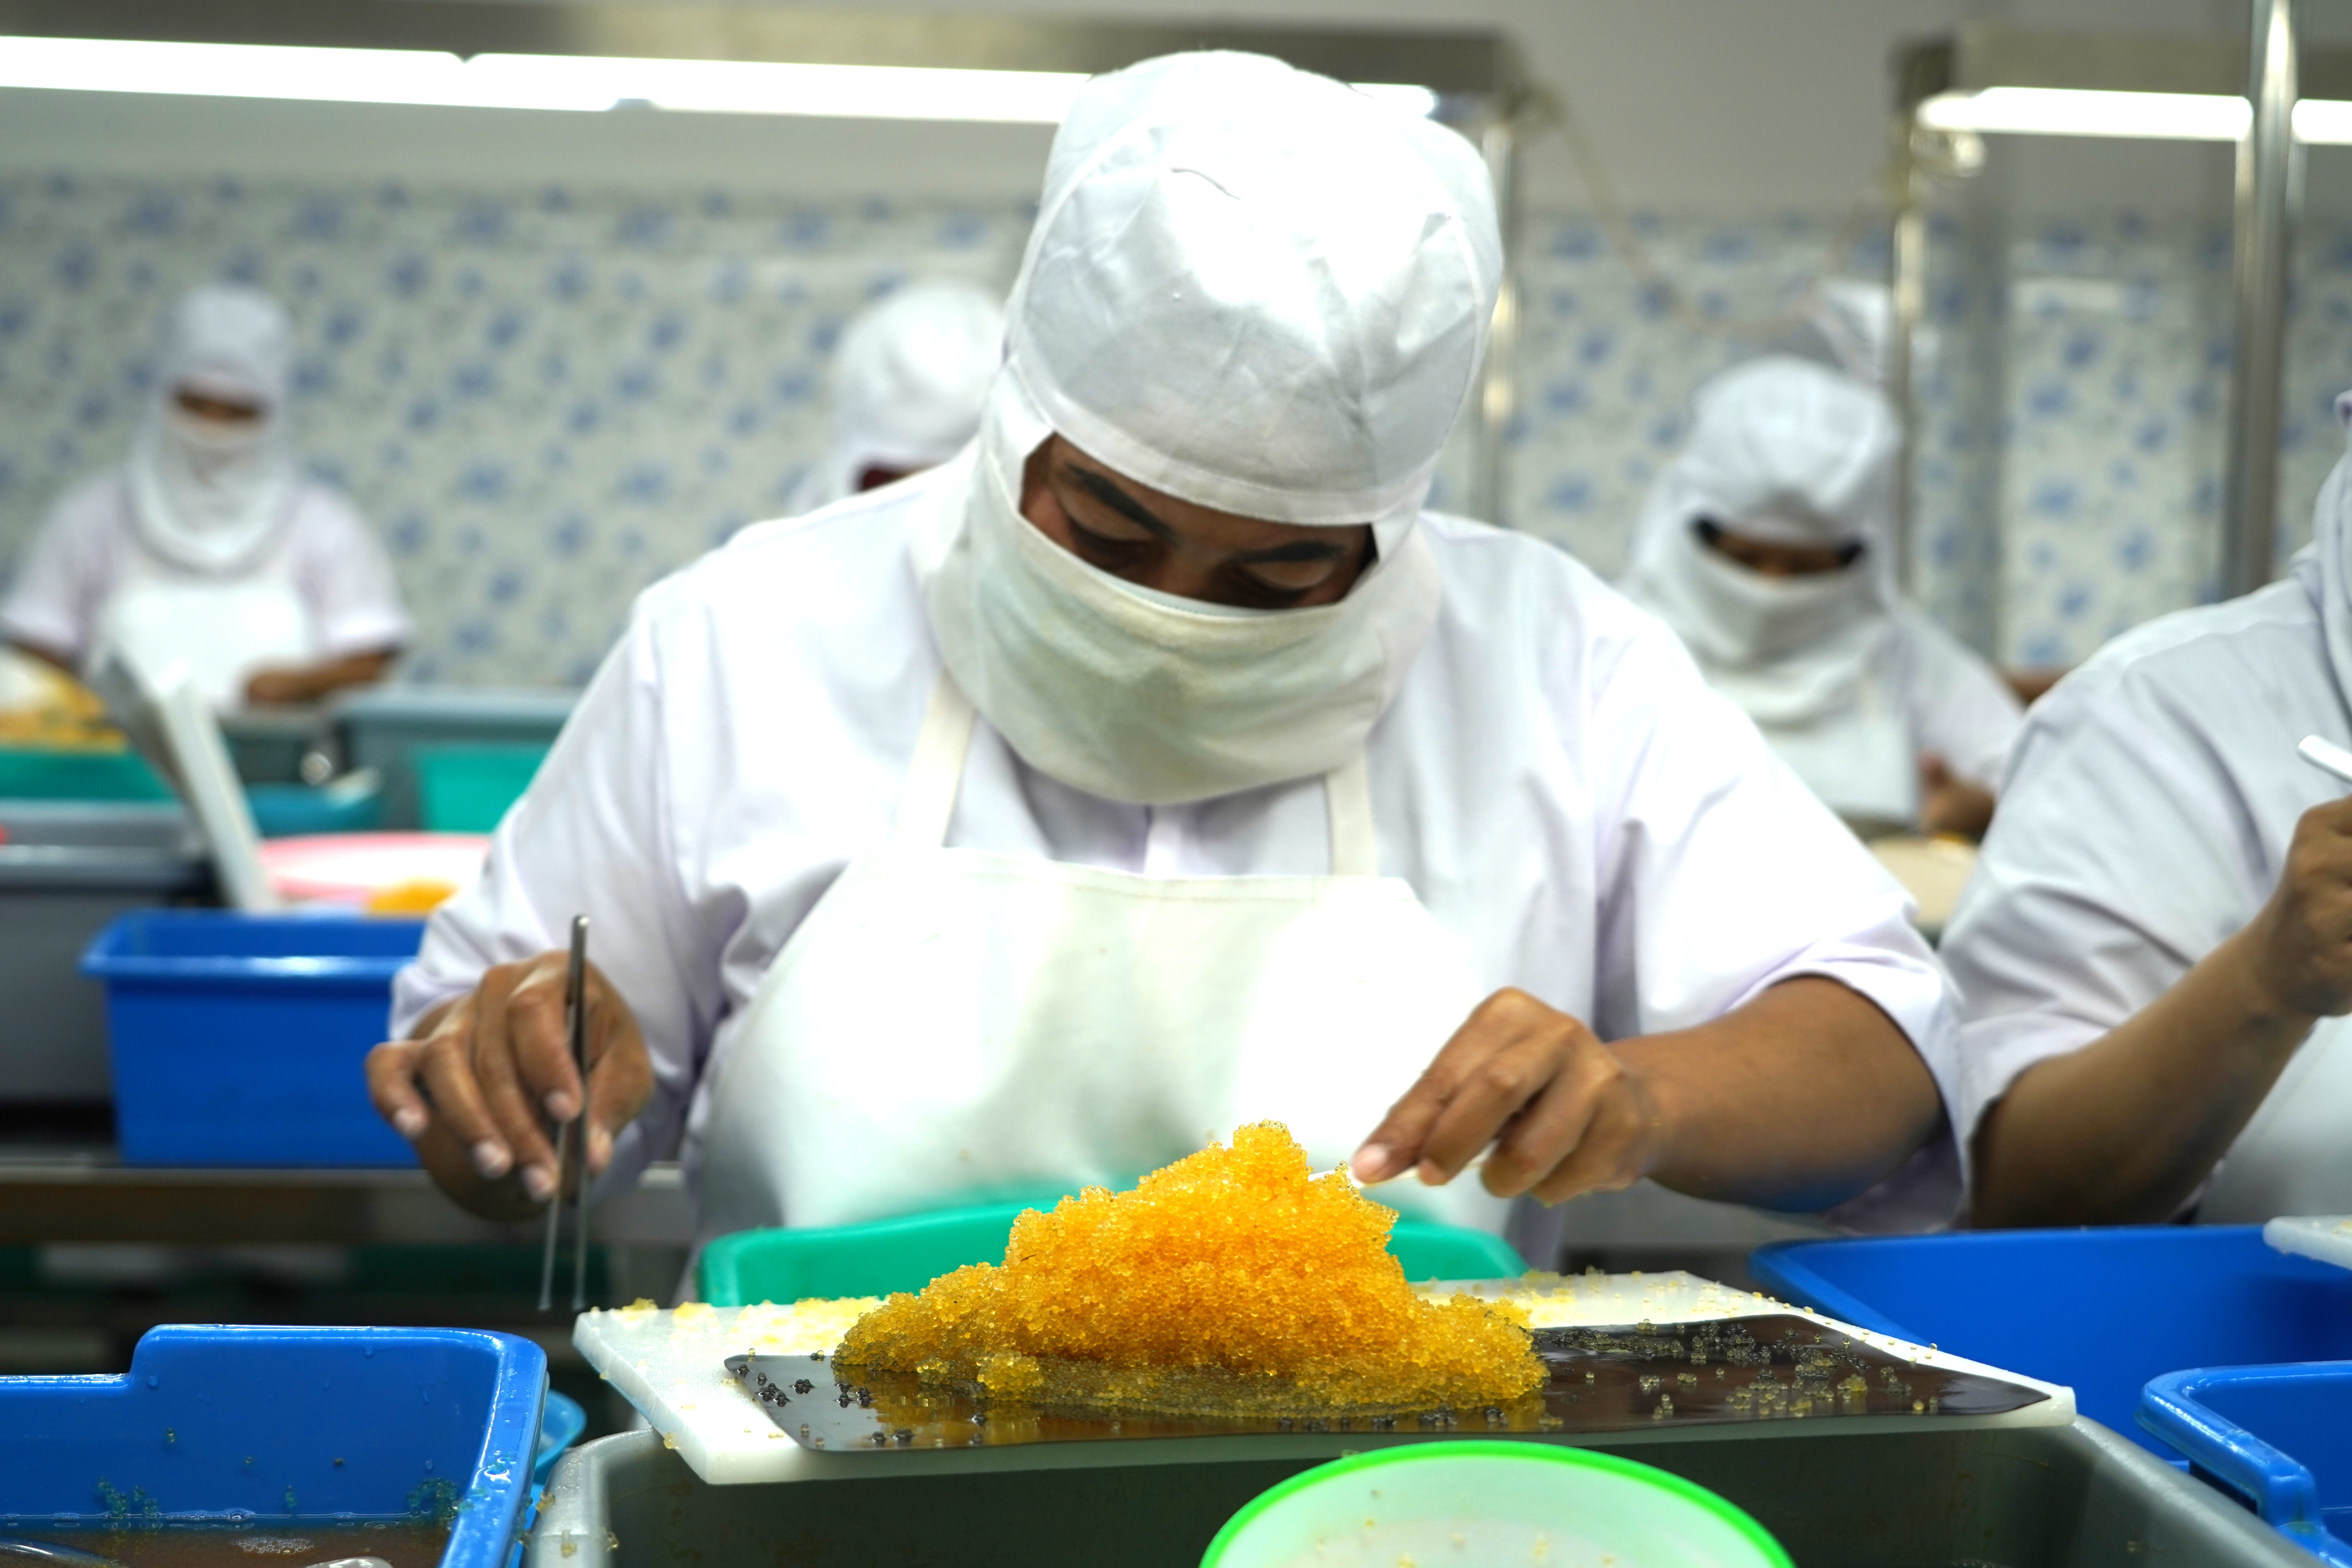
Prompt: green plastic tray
<box><xmin>0</xmin><ymin>745</ymin><xmax>172</xmax><ymax>802</ymax></box>
<box><xmin>414</xmin><ymin>742</ymin><xmax>549</xmax><ymax>832</ymax></box>
<box><xmin>697</xmin><ymin>1201</ymin><xmax>1528</xmax><ymax>1305</ymax></box>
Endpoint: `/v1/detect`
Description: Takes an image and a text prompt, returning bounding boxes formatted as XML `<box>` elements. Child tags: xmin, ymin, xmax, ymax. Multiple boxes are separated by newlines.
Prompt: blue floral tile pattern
<box><xmin>1504</xmin><ymin>213</ymin><xmax>1889</xmax><ymax>580</ymax></box>
<box><xmin>0</xmin><ymin>175</ymin><xmax>1027</xmax><ymax>686</ymax></box>
<box><xmin>2</xmin><ymin>174</ymin><xmax>2348</xmax><ymax>682</ymax></box>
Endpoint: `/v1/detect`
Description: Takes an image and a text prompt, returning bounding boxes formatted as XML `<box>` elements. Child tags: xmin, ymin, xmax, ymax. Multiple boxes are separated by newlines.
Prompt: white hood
<box><xmin>788</xmin><ymin>278</ymin><xmax>1005</xmax><ymax>514</ymax></box>
<box><xmin>127</xmin><ymin>283</ymin><xmax>300</xmax><ymax>575</ymax></box>
<box><xmin>912</xmin><ymin>51</ymin><xmax>1500</xmax><ymax>804</ymax></box>
<box><xmin>1622</xmin><ymin>354</ymin><xmax>1900</xmax><ymax>727</ymax></box>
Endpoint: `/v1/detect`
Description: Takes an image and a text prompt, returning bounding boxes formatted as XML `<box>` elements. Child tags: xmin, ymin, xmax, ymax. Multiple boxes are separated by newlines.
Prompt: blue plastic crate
<box><xmin>1751</xmin><ymin>1228</ymin><xmax>2352</xmax><ymax>1455</ymax></box>
<box><xmin>83</xmin><ymin>909</ymin><xmax>425</xmax><ymax>1167</ymax></box>
<box><xmin>2141</xmin><ymin>1362</ymin><xmax>2352</xmax><ymax>1567</ymax></box>
<box><xmin>0</xmin><ymin>1324</ymin><xmax>544</xmax><ymax>1566</ymax></box>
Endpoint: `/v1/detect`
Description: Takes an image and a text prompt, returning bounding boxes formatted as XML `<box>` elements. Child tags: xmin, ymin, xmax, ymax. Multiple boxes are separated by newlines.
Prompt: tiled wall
<box><xmin>0</xmin><ymin>174</ymin><xmax>1028</xmax><ymax>686</ymax></box>
<box><xmin>1510</xmin><ymin>207</ymin><xmax>2352</xmax><ymax>669</ymax></box>
<box><xmin>4</xmin><ymin>169</ymin><xmax>2348</xmax><ymax>683</ymax></box>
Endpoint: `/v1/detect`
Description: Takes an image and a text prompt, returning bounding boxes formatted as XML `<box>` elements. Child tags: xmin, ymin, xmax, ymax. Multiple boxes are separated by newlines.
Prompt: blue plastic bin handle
<box><xmin>2140</xmin><ymin>1368</ymin><xmax>2328</xmax><ymax>1537</ymax></box>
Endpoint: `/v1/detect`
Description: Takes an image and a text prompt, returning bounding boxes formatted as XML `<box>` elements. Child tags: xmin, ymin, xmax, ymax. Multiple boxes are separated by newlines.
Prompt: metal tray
<box><xmin>724</xmin><ymin>1313</ymin><xmax>2048</xmax><ymax>1453</ymax></box>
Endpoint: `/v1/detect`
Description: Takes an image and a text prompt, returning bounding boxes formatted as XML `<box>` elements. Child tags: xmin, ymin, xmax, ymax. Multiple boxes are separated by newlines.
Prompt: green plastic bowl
<box><xmin>1202</xmin><ymin>1441</ymin><xmax>1792</xmax><ymax>1568</ymax></box>
<box><xmin>697</xmin><ymin>1201</ymin><xmax>1526</xmax><ymax>1305</ymax></box>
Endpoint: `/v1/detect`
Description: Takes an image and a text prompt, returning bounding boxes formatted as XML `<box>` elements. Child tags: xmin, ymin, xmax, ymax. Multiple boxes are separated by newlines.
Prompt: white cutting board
<box><xmin>2264</xmin><ymin>1215</ymin><xmax>2352</xmax><ymax>1269</ymax></box>
<box><xmin>572</xmin><ymin>1271</ymin><xmax>2075</xmax><ymax>1486</ymax></box>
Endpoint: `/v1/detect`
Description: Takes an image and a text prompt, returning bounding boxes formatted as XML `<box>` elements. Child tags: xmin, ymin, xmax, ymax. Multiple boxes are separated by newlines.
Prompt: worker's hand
<box><xmin>244</xmin><ymin>650</ymin><xmax>396</xmax><ymax>707</ymax></box>
<box><xmin>2242</xmin><ymin>793</ymin><xmax>2352</xmax><ymax>1022</ymax></box>
<box><xmin>243</xmin><ymin>666</ymin><xmax>318</xmax><ymax>706</ymax></box>
<box><xmin>1917</xmin><ymin>753</ymin><xmax>1996</xmax><ymax>840</ymax></box>
<box><xmin>366</xmin><ymin>952</ymin><xmax>653</xmax><ymax>1205</ymax></box>
<box><xmin>1349</xmin><ymin>989</ymin><xmax>1667</xmax><ymax>1205</ymax></box>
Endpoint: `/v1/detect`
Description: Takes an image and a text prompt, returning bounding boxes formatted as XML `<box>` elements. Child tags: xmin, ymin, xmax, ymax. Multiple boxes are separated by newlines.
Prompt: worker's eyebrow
<box><xmin>1064</xmin><ymin>462</ymin><xmax>1177</xmax><ymax>542</ymax></box>
<box><xmin>1063</xmin><ymin>460</ymin><xmax>1354</xmax><ymax>565</ymax></box>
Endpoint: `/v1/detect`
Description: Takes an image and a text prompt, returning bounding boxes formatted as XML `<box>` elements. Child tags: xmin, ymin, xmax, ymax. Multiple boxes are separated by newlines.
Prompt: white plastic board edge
<box><xmin>154</xmin><ymin>673</ymin><xmax>279</xmax><ymax>912</ymax></box>
<box><xmin>2264</xmin><ymin>1215</ymin><xmax>2352</xmax><ymax>1271</ymax></box>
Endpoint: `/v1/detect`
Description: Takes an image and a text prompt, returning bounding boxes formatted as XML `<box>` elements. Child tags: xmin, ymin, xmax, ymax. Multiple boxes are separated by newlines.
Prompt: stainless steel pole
<box><xmin>1887</xmin><ymin>132</ymin><xmax>1928</xmax><ymax>600</ymax></box>
<box><xmin>1473</xmin><ymin>111</ymin><xmax>1521</xmax><ymax>528</ymax></box>
<box><xmin>2222</xmin><ymin>0</ymin><xmax>2298</xmax><ymax>598</ymax></box>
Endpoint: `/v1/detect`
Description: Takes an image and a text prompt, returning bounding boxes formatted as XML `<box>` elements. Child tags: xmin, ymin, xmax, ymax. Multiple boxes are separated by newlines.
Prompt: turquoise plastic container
<box><xmin>0</xmin><ymin>745</ymin><xmax>173</xmax><ymax>801</ymax></box>
<box><xmin>697</xmin><ymin>1201</ymin><xmax>1527</xmax><ymax>1304</ymax></box>
<box><xmin>533</xmin><ymin>1392</ymin><xmax>586</xmax><ymax>1487</ymax></box>
<box><xmin>245</xmin><ymin>779</ymin><xmax>385</xmax><ymax>838</ymax></box>
<box><xmin>415</xmin><ymin>744</ymin><xmax>548</xmax><ymax>833</ymax></box>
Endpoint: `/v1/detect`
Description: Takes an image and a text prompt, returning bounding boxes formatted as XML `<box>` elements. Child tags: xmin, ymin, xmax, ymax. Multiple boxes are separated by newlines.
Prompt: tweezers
<box><xmin>538</xmin><ymin>914</ymin><xmax>591</xmax><ymax>1313</ymax></box>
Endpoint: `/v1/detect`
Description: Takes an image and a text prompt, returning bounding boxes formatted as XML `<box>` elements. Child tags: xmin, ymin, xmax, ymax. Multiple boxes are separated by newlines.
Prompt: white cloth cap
<box><xmin>910</xmin><ymin>51</ymin><xmax>1484</xmax><ymax>804</ymax></box>
<box><xmin>1003</xmin><ymin>51</ymin><xmax>1502</xmax><ymax>534</ymax></box>
<box><xmin>1803</xmin><ymin>279</ymin><xmax>1895</xmax><ymax>388</ymax></box>
<box><xmin>1652</xmin><ymin>354</ymin><xmax>1899</xmax><ymax>564</ymax></box>
<box><xmin>127</xmin><ymin>283</ymin><xmax>300</xmax><ymax>573</ymax></box>
<box><xmin>789</xmin><ymin>279</ymin><xmax>1005</xmax><ymax>513</ymax></box>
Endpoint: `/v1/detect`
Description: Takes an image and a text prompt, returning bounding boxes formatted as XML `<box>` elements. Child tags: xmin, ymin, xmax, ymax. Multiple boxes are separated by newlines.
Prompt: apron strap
<box><xmin>1326</xmin><ymin>753</ymin><xmax>1377</xmax><ymax>877</ymax></box>
<box><xmin>901</xmin><ymin>670</ymin><xmax>1379</xmax><ymax>874</ymax></box>
<box><xmin>895</xmin><ymin>671</ymin><xmax>978</xmax><ymax>848</ymax></box>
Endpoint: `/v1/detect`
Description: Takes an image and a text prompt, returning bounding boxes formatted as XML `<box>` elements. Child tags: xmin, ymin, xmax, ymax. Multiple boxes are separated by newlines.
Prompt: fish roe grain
<box><xmin>834</xmin><ymin>1122</ymin><xmax>1541</xmax><ymax>1414</ymax></box>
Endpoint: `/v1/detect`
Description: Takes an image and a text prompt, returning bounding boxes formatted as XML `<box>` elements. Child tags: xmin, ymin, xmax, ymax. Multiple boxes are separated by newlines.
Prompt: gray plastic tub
<box><xmin>0</xmin><ymin>802</ymin><xmax>212</xmax><ymax>1101</ymax></box>
<box><xmin>218</xmin><ymin>707</ymin><xmax>334</xmax><ymax>784</ymax></box>
<box><xmin>530</xmin><ymin>1418</ymin><xmax>2314</xmax><ymax>1568</ymax></box>
<box><xmin>333</xmin><ymin>686</ymin><xmax>575</xmax><ymax>829</ymax></box>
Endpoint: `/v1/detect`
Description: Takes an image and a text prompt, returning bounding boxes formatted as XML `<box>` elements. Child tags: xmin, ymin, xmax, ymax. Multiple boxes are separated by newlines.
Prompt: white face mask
<box><xmin>911</xmin><ymin>379</ymin><xmax>1441</xmax><ymax>807</ymax></box>
<box><xmin>1678</xmin><ymin>540</ymin><xmax>1874</xmax><ymax>666</ymax></box>
<box><xmin>1637</xmin><ymin>526</ymin><xmax>1889</xmax><ymax>728</ymax></box>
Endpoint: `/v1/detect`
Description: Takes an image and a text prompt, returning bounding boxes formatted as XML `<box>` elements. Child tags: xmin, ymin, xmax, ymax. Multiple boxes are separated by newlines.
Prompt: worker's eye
<box><xmin>1065</xmin><ymin>513</ymin><xmax>1156</xmax><ymax>564</ymax></box>
<box><xmin>1234</xmin><ymin>558</ymin><xmax>1341</xmax><ymax>597</ymax></box>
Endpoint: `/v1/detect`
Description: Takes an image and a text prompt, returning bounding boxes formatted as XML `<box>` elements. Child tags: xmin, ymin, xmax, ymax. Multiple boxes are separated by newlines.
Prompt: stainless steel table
<box><xmin>0</xmin><ymin>1146</ymin><xmax>696</xmax><ymax>1384</ymax></box>
<box><xmin>0</xmin><ymin>1151</ymin><xmax>693</xmax><ymax>1246</ymax></box>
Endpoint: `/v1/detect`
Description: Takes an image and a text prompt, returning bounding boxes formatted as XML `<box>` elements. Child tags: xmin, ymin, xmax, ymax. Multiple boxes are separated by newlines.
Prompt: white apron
<box><xmin>2199</xmin><ymin>1016</ymin><xmax>2352</xmax><ymax>1222</ymax></box>
<box><xmin>695</xmin><ymin>672</ymin><xmax>1513</xmax><ymax>1240</ymax></box>
<box><xmin>94</xmin><ymin>550</ymin><xmax>314</xmax><ymax>710</ymax></box>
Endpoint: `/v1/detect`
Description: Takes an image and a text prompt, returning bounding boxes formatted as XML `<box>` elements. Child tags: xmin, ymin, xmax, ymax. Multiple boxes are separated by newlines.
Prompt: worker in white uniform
<box><xmin>1944</xmin><ymin>395</ymin><xmax>2352</xmax><ymax>1226</ymax></box>
<box><xmin>369</xmin><ymin>53</ymin><xmax>1959</xmax><ymax>1264</ymax></box>
<box><xmin>783</xmin><ymin>279</ymin><xmax>1005</xmax><ymax>515</ymax></box>
<box><xmin>1622</xmin><ymin>356</ymin><xmax>2022</xmax><ymax>839</ymax></box>
<box><xmin>0</xmin><ymin>283</ymin><xmax>411</xmax><ymax>709</ymax></box>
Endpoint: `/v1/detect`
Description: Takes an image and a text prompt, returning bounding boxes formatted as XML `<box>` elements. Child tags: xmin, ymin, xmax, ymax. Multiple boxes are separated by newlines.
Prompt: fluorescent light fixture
<box><xmin>1918</xmin><ymin>85</ymin><xmax>2352</xmax><ymax>145</ymax></box>
<box><xmin>2292</xmin><ymin>98</ymin><xmax>2352</xmax><ymax>143</ymax></box>
<box><xmin>0</xmin><ymin>35</ymin><xmax>1441</xmax><ymax>122</ymax></box>
<box><xmin>1918</xmin><ymin>86</ymin><xmax>2249</xmax><ymax>140</ymax></box>
<box><xmin>463</xmin><ymin>54</ymin><xmax>1091</xmax><ymax>121</ymax></box>
<box><xmin>0</xmin><ymin>36</ymin><xmax>476</xmax><ymax>107</ymax></box>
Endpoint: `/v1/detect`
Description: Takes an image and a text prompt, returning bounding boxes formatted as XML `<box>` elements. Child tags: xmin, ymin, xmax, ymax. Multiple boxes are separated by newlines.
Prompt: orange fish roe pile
<box><xmin>833</xmin><ymin>1122</ymin><xmax>1543</xmax><ymax>1415</ymax></box>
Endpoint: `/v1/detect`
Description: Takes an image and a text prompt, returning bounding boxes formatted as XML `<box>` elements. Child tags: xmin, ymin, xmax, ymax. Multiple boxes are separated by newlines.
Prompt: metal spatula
<box><xmin>726</xmin><ymin>1313</ymin><xmax>2050</xmax><ymax>1453</ymax></box>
